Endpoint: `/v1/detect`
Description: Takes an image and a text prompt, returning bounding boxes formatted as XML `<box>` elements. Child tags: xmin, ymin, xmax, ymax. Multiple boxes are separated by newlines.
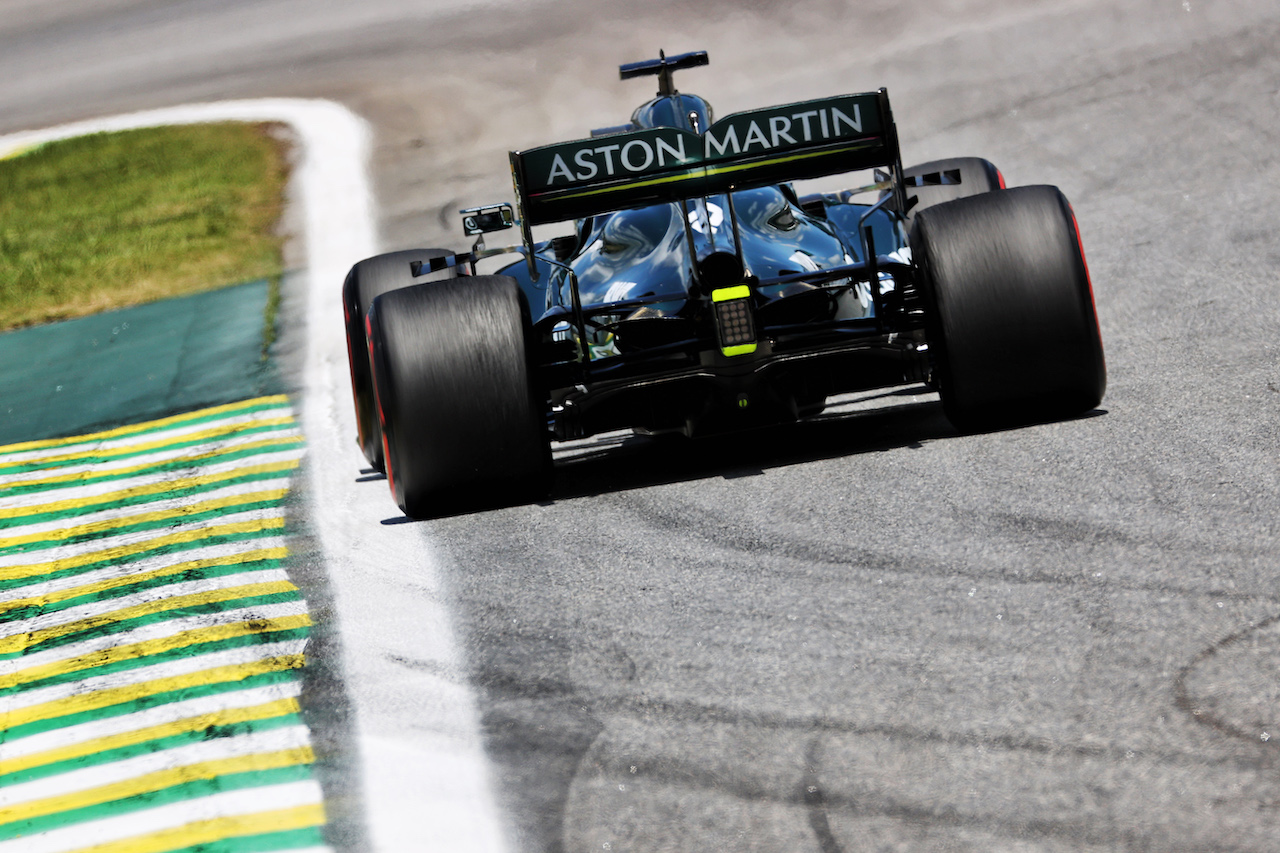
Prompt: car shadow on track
<box><xmin>549</xmin><ymin>387</ymin><xmax>1107</xmax><ymax>503</ymax></box>
<box><xmin>379</xmin><ymin>387</ymin><xmax>1107</xmax><ymax>522</ymax></box>
<box><xmin>549</xmin><ymin>390</ymin><xmax>953</xmax><ymax>501</ymax></box>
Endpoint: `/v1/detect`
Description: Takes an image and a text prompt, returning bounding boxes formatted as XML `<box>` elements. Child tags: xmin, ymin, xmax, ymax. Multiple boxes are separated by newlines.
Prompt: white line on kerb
<box><xmin>0</xmin><ymin>100</ymin><xmax>510</xmax><ymax>853</ymax></box>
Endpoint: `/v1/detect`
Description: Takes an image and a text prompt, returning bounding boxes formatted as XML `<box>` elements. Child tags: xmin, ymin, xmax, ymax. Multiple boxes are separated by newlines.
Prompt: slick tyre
<box><xmin>911</xmin><ymin>184</ymin><xmax>1106</xmax><ymax>430</ymax></box>
<box><xmin>901</xmin><ymin>157</ymin><xmax>1004</xmax><ymax>226</ymax></box>
<box><xmin>367</xmin><ymin>275</ymin><xmax>551</xmax><ymax>518</ymax></box>
<box><xmin>343</xmin><ymin>248</ymin><xmax>456</xmax><ymax>471</ymax></box>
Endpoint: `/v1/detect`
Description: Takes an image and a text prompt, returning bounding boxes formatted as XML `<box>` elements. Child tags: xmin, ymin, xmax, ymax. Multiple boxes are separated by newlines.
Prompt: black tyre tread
<box><xmin>902</xmin><ymin>157</ymin><xmax>1004</xmax><ymax>224</ymax></box>
<box><xmin>911</xmin><ymin>184</ymin><xmax>1106</xmax><ymax>429</ymax></box>
<box><xmin>343</xmin><ymin>248</ymin><xmax>456</xmax><ymax>470</ymax></box>
<box><xmin>368</xmin><ymin>275</ymin><xmax>551</xmax><ymax>518</ymax></box>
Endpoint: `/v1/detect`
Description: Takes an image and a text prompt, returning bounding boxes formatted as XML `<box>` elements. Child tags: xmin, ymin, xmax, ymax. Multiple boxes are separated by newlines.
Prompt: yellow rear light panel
<box><xmin>711</xmin><ymin>286</ymin><xmax>757</xmax><ymax>356</ymax></box>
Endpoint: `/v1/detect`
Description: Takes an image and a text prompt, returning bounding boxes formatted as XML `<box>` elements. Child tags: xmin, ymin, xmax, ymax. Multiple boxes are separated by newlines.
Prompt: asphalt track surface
<box><xmin>4</xmin><ymin>1</ymin><xmax>1280</xmax><ymax>851</ymax></box>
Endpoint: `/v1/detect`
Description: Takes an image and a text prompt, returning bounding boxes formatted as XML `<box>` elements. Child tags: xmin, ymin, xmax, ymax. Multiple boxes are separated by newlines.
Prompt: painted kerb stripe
<box><xmin>0</xmin><ymin>398</ymin><xmax>328</xmax><ymax>853</ymax></box>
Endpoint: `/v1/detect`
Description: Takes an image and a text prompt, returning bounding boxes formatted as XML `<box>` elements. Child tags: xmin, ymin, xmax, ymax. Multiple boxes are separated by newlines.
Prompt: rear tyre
<box><xmin>910</xmin><ymin>185</ymin><xmax>1106</xmax><ymax>430</ymax></box>
<box><xmin>342</xmin><ymin>248</ymin><xmax>456</xmax><ymax>471</ymax></box>
<box><xmin>901</xmin><ymin>157</ymin><xmax>1004</xmax><ymax>225</ymax></box>
<box><xmin>367</xmin><ymin>275</ymin><xmax>552</xmax><ymax>518</ymax></box>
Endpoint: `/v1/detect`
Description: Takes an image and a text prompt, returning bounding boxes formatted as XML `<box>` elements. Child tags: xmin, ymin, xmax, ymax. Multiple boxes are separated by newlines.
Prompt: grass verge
<box><xmin>0</xmin><ymin>122</ymin><xmax>288</xmax><ymax>332</ymax></box>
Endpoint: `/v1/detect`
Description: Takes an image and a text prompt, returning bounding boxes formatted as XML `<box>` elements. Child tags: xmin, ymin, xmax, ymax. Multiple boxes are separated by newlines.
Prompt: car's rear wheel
<box><xmin>367</xmin><ymin>275</ymin><xmax>551</xmax><ymax>518</ymax></box>
<box><xmin>901</xmin><ymin>157</ymin><xmax>1005</xmax><ymax>225</ymax></box>
<box><xmin>343</xmin><ymin>248</ymin><xmax>456</xmax><ymax>471</ymax></box>
<box><xmin>910</xmin><ymin>184</ymin><xmax>1106</xmax><ymax>429</ymax></box>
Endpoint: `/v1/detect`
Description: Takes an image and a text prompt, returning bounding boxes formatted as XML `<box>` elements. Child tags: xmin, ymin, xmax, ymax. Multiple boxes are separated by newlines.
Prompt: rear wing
<box><xmin>510</xmin><ymin>88</ymin><xmax>903</xmax><ymax>230</ymax></box>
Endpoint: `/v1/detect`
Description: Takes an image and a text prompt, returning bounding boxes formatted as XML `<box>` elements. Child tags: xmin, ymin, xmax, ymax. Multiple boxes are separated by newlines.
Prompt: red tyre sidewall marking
<box><xmin>1067</xmin><ymin>201</ymin><xmax>1105</xmax><ymax>351</ymax></box>
<box><xmin>1067</xmin><ymin>203</ymin><xmax>1099</xmax><ymax>307</ymax></box>
<box><xmin>366</xmin><ymin>313</ymin><xmax>397</xmax><ymax>501</ymax></box>
<box><xmin>344</xmin><ymin>299</ymin><xmax>368</xmax><ymax>452</ymax></box>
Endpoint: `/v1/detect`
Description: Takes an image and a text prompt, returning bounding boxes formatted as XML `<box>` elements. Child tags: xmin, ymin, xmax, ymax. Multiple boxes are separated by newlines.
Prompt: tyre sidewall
<box><xmin>343</xmin><ymin>248</ymin><xmax>457</xmax><ymax>469</ymax></box>
<box><xmin>368</xmin><ymin>275</ymin><xmax>550</xmax><ymax>517</ymax></box>
<box><xmin>912</xmin><ymin>185</ymin><xmax>1105</xmax><ymax>428</ymax></box>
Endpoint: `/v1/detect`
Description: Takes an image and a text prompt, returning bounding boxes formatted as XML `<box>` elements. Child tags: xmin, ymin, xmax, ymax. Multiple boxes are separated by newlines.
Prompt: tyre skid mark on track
<box><xmin>577</xmin><ymin>727</ymin><xmax>1234</xmax><ymax>853</ymax></box>
<box><xmin>611</xmin><ymin>486</ymin><xmax>1280</xmax><ymax>603</ymax></box>
<box><xmin>800</xmin><ymin>739</ymin><xmax>845</xmax><ymax>853</ymax></box>
<box><xmin>504</xmin><ymin>682</ymin><xmax>1267</xmax><ymax>773</ymax></box>
<box><xmin>0</xmin><ymin>398</ymin><xmax>329</xmax><ymax>853</ymax></box>
<box><xmin>1175</xmin><ymin>612</ymin><xmax>1280</xmax><ymax>747</ymax></box>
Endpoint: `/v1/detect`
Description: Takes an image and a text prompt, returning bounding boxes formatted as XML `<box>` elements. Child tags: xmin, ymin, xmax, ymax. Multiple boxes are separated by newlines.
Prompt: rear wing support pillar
<box><xmin>877</xmin><ymin>88</ymin><xmax>908</xmax><ymax>218</ymax></box>
<box><xmin>509</xmin><ymin>150</ymin><xmax>541</xmax><ymax>283</ymax></box>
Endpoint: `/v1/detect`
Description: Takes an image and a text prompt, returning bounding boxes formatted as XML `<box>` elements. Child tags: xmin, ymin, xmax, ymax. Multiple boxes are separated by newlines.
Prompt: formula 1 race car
<box><xmin>343</xmin><ymin>50</ymin><xmax>1105</xmax><ymax>518</ymax></box>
